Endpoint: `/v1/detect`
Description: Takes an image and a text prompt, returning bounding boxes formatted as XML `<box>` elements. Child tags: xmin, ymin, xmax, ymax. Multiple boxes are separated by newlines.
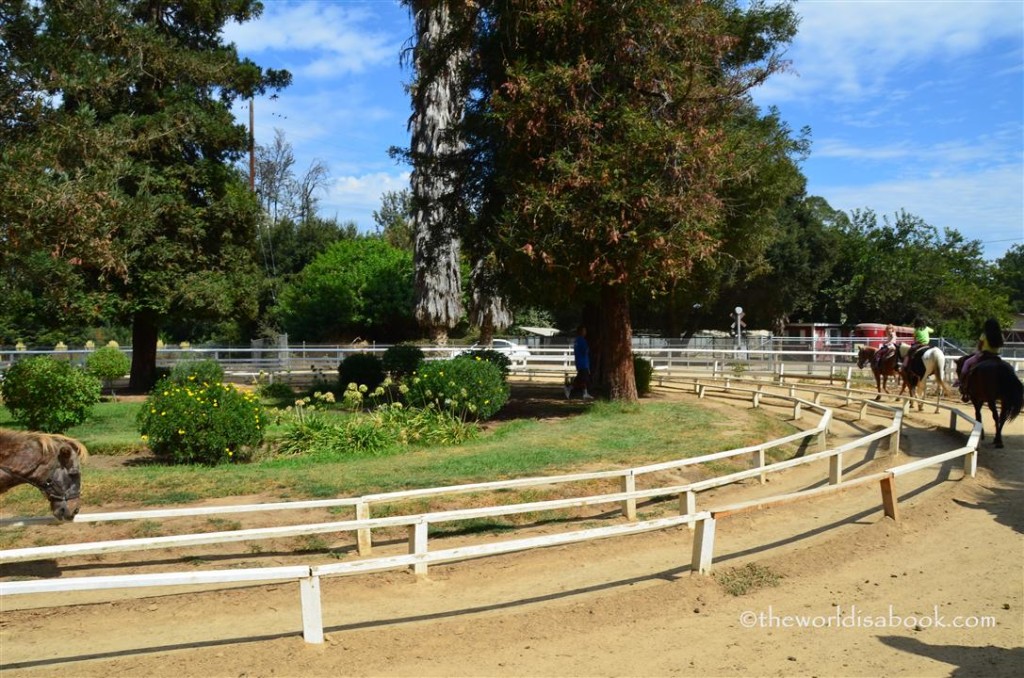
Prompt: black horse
<box><xmin>960</xmin><ymin>359</ymin><xmax>1024</xmax><ymax>448</ymax></box>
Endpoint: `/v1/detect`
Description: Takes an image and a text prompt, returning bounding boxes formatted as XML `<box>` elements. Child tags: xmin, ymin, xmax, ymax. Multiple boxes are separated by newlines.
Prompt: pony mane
<box><xmin>0</xmin><ymin>429</ymin><xmax>89</xmax><ymax>463</ymax></box>
<box><xmin>40</xmin><ymin>433</ymin><xmax>90</xmax><ymax>462</ymax></box>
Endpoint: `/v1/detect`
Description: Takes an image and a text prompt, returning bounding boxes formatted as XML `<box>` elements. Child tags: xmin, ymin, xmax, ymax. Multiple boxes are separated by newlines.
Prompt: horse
<box><xmin>959</xmin><ymin>359</ymin><xmax>1024</xmax><ymax>448</ymax></box>
<box><xmin>898</xmin><ymin>344</ymin><xmax>953</xmax><ymax>409</ymax></box>
<box><xmin>0</xmin><ymin>429</ymin><xmax>87</xmax><ymax>520</ymax></box>
<box><xmin>856</xmin><ymin>345</ymin><xmax>902</xmax><ymax>399</ymax></box>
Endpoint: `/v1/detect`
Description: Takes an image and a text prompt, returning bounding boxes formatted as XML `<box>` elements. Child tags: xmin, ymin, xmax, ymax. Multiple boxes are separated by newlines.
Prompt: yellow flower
<box><xmin>177</xmin><ymin>429</ymin><xmax>185</xmax><ymax>435</ymax></box>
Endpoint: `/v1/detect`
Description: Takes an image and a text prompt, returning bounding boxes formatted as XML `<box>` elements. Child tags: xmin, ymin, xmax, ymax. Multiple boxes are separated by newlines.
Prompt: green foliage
<box><xmin>85</xmin><ymin>346</ymin><xmax>131</xmax><ymax>385</ymax></box>
<box><xmin>277</xmin><ymin>403</ymin><xmax>477</xmax><ymax>458</ymax></box>
<box><xmin>407</xmin><ymin>357</ymin><xmax>510</xmax><ymax>420</ymax></box>
<box><xmin>0</xmin><ymin>356</ymin><xmax>101</xmax><ymax>433</ymax></box>
<box><xmin>137</xmin><ymin>380</ymin><xmax>266</xmax><ymax>465</ymax></box>
<box><xmin>0</xmin><ymin>0</ymin><xmax>290</xmax><ymax>387</ymax></box>
<box><xmin>815</xmin><ymin>210</ymin><xmax>1012</xmax><ymax>337</ymax></box>
<box><xmin>462</xmin><ymin>349</ymin><xmax>512</xmax><ymax>378</ymax></box>
<box><xmin>382</xmin><ymin>343</ymin><xmax>425</xmax><ymax>378</ymax></box>
<box><xmin>256</xmin><ymin>380</ymin><xmax>296</xmax><ymax>402</ymax></box>
<box><xmin>338</xmin><ymin>354</ymin><xmax>385</xmax><ymax>393</ymax></box>
<box><xmin>633</xmin><ymin>355</ymin><xmax>654</xmax><ymax>395</ymax></box>
<box><xmin>276</xmin><ymin>238</ymin><xmax>416</xmax><ymax>342</ymax></box>
<box><xmin>995</xmin><ymin>244</ymin><xmax>1024</xmax><ymax>313</ymax></box>
<box><xmin>372</xmin><ymin>189</ymin><xmax>415</xmax><ymax>252</ymax></box>
<box><xmin>169</xmin><ymin>360</ymin><xmax>225</xmax><ymax>387</ymax></box>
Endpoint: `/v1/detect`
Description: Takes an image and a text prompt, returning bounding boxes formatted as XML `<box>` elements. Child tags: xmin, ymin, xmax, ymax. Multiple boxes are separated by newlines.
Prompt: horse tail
<box><xmin>998</xmin><ymin>363</ymin><xmax>1024</xmax><ymax>422</ymax></box>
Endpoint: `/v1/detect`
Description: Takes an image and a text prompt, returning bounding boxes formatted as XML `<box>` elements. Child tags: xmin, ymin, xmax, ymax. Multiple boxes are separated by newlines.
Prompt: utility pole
<box><xmin>248</xmin><ymin>96</ymin><xmax>255</xmax><ymax>193</ymax></box>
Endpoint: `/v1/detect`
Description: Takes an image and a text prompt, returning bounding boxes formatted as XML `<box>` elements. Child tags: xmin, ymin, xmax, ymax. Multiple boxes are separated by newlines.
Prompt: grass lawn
<box><xmin>0</xmin><ymin>392</ymin><xmax>797</xmax><ymax>516</ymax></box>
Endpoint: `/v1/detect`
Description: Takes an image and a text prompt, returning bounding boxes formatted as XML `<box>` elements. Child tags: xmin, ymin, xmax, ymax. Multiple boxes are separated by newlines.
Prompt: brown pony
<box><xmin>0</xmin><ymin>429</ymin><xmax>87</xmax><ymax>520</ymax></box>
<box><xmin>857</xmin><ymin>345</ymin><xmax>902</xmax><ymax>400</ymax></box>
<box><xmin>959</xmin><ymin>359</ymin><xmax>1024</xmax><ymax>448</ymax></box>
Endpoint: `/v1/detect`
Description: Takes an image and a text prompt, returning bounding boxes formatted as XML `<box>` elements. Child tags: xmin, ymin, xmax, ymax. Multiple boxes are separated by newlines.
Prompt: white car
<box><xmin>460</xmin><ymin>339</ymin><xmax>531</xmax><ymax>364</ymax></box>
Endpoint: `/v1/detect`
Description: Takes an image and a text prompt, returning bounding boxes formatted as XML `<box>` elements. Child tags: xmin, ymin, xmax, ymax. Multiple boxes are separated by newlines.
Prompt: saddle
<box><xmin>903</xmin><ymin>344</ymin><xmax>928</xmax><ymax>380</ymax></box>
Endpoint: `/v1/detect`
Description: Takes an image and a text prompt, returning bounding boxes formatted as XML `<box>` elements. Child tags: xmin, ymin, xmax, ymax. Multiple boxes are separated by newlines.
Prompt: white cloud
<box><xmin>761</xmin><ymin>0</ymin><xmax>1023</xmax><ymax>103</ymax></box>
<box><xmin>319</xmin><ymin>171</ymin><xmax>412</xmax><ymax>228</ymax></box>
<box><xmin>223</xmin><ymin>1</ymin><xmax>402</xmax><ymax>76</ymax></box>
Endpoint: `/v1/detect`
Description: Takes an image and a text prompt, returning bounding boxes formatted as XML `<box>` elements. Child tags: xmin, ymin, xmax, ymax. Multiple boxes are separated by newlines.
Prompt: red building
<box><xmin>851</xmin><ymin>323</ymin><xmax>915</xmax><ymax>348</ymax></box>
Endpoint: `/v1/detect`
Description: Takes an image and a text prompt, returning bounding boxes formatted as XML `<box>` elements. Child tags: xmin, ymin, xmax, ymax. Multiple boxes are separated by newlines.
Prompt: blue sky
<box><xmin>225</xmin><ymin>0</ymin><xmax>1023</xmax><ymax>262</ymax></box>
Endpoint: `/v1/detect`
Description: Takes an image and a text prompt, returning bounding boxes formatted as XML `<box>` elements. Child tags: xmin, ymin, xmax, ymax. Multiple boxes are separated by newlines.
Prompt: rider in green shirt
<box><xmin>904</xmin><ymin>322</ymin><xmax>934</xmax><ymax>372</ymax></box>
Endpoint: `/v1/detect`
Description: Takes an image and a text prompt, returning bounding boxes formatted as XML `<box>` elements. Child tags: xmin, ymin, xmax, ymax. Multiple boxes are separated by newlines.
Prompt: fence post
<box><xmin>299</xmin><ymin>575</ymin><xmax>324</xmax><ymax>644</ymax></box>
<box><xmin>681</xmin><ymin>490</ymin><xmax>697</xmax><ymax>530</ymax></box>
<box><xmin>829</xmin><ymin>453</ymin><xmax>842</xmax><ymax>485</ymax></box>
<box><xmin>880</xmin><ymin>475</ymin><xmax>899</xmax><ymax>520</ymax></box>
<box><xmin>409</xmin><ymin>520</ymin><xmax>428</xmax><ymax>576</ymax></box>
<box><xmin>963</xmin><ymin>448</ymin><xmax>977</xmax><ymax>478</ymax></box>
<box><xmin>621</xmin><ymin>472</ymin><xmax>637</xmax><ymax>521</ymax></box>
<box><xmin>356</xmin><ymin>502</ymin><xmax>372</xmax><ymax>556</ymax></box>
<box><xmin>690</xmin><ymin>516</ymin><xmax>716</xmax><ymax>575</ymax></box>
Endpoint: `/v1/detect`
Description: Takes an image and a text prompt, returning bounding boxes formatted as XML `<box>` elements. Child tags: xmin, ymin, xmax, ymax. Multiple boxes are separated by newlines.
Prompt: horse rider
<box><xmin>902</xmin><ymin>321</ymin><xmax>934</xmax><ymax>374</ymax></box>
<box><xmin>957</xmin><ymin>318</ymin><xmax>1003</xmax><ymax>402</ymax></box>
<box><xmin>874</xmin><ymin>323</ymin><xmax>899</xmax><ymax>371</ymax></box>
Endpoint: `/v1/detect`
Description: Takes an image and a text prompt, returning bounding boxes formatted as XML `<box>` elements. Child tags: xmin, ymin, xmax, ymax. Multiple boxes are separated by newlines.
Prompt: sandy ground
<box><xmin>0</xmin><ymin>383</ymin><xmax>1021</xmax><ymax>677</ymax></box>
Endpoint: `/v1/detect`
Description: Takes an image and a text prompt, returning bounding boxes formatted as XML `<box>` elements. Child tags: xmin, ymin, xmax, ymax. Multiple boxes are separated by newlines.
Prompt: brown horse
<box><xmin>0</xmin><ymin>429</ymin><xmax>87</xmax><ymax>520</ymax></box>
<box><xmin>857</xmin><ymin>345</ymin><xmax>902</xmax><ymax>399</ymax></box>
<box><xmin>959</xmin><ymin>359</ymin><xmax>1024</xmax><ymax>448</ymax></box>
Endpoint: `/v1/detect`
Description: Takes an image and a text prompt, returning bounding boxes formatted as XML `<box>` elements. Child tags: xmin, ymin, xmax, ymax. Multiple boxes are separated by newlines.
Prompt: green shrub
<box><xmin>407</xmin><ymin>357</ymin><xmax>509</xmax><ymax>420</ymax></box>
<box><xmin>137</xmin><ymin>379</ymin><xmax>266</xmax><ymax>464</ymax></box>
<box><xmin>338</xmin><ymin>353</ymin><xmax>384</xmax><ymax>392</ymax></box>
<box><xmin>0</xmin><ymin>356</ymin><xmax>101</xmax><ymax>432</ymax></box>
<box><xmin>461</xmin><ymin>348</ymin><xmax>511</xmax><ymax>378</ymax></box>
<box><xmin>382</xmin><ymin>343</ymin><xmax>424</xmax><ymax>378</ymax></box>
<box><xmin>634</xmin><ymin>354</ymin><xmax>654</xmax><ymax>395</ymax></box>
<box><xmin>169</xmin><ymin>359</ymin><xmax>224</xmax><ymax>386</ymax></box>
<box><xmin>85</xmin><ymin>346</ymin><xmax>131</xmax><ymax>395</ymax></box>
<box><xmin>259</xmin><ymin>380</ymin><xmax>296</xmax><ymax>401</ymax></box>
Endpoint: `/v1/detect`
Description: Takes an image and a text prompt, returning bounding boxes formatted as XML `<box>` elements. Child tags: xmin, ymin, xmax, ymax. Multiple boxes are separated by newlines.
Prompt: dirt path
<box><xmin>1</xmin><ymin>385</ymin><xmax>1021</xmax><ymax>677</ymax></box>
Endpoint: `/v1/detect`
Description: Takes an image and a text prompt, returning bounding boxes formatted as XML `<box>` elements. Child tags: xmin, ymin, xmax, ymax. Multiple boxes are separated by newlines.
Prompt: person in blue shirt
<box><xmin>565</xmin><ymin>324</ymin><xmax>594</xmax><ymax>400</ymax></box>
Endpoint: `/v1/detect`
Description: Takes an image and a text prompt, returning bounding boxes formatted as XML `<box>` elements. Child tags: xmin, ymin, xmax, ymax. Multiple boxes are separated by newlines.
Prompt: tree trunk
<box><xmin>597</xmin><ymin>284</ymin><xmax>637</xmax><ymax>402</ymax></box>
<box><xmin>410</xmin><ymin>1</ymin><xmax>470</xmax><ymax>340</ymax></box>
<box><xmin>128</xmin><ymin>309</ymin><xmax>159</xmax><ymax>393</ymax></box>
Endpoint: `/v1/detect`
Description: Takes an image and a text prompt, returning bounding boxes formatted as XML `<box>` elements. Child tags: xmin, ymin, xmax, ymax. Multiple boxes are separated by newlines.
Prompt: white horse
<box><xmin>896</xmin><ymin>344</ymin><xmax>953</xmax><ymax>409</ymax></box>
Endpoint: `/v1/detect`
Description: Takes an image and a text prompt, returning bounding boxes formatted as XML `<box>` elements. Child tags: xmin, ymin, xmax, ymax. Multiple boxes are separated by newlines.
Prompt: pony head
<box><xmin>43</xmin><ymin>435</ymin><xmax>87</xmax><ymax>521</ymax></box>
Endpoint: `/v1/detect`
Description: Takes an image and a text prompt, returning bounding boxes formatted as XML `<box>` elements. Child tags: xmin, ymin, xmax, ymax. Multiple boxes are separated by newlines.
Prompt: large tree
<box><xmin>403</xmin><ymin>1</ymin><xmax>477</xmax><ymax>344</ymax></box>
<box><xmin>461</xmin><ymin>0</ymin><xmax>802</xmax><ymax>399</ymax></box>
<box><xmin>1</xmin><ymin>0</ymin><xmax>289</xmax><ymax>388</ymax></box>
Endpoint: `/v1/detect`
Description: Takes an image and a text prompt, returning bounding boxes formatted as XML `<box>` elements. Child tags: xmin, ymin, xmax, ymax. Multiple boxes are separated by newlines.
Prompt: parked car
<box><xmin>458</xmin><ymin>339</ymin><xmax>531</xmax><ymax>364</ymax></box>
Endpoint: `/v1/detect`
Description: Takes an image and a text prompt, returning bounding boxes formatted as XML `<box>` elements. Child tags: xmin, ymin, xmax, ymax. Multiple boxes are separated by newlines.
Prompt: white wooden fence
<box><xmin>0</xmin><ymin>376</ymin><xmax>982</xmax><ymax>647</ymax></box>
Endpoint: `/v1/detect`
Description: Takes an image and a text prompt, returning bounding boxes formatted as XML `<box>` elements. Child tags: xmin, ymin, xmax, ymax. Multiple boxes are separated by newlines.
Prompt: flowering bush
<box><xmin>407</xmin><ymin>357</ymin><xmax>509</xmax><ymax>420</ymax></box>
<box><xmin>0</xmin><ymin>356</ymin><xmax>101</xmax><ymax>432</ymax></box>
<box><xmin>460</xmin><ymin>348</ymin><xmax>511</xmax><ymax>377</ymax></box>
<box><xmin>276</xmin><ymin>402</ymin><xmax>476</xmax><ymax>458</ymax></box>
<box><xmin>137</xmin><ymin>379</ymin><xmax>266</xmax><ymax>464</ymax></box>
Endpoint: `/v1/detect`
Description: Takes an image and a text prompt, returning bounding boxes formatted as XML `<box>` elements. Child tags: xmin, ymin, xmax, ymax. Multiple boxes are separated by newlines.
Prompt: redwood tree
<box><xmin>403</xmin><ymin>1</ymin><xmax>477</xmax><ymax>343</ymax></box>
<box><xmin>462</xmin><ymin>0</ymin><xmax>801</xmax><ymax>400</ymax></box>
